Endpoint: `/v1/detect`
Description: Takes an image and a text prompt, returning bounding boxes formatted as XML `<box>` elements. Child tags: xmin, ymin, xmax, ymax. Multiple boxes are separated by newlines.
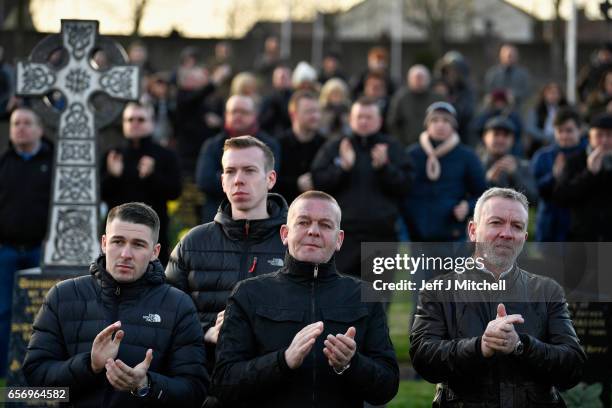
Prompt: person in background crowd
<box><xmin>554</xmin><ymin>113</ymin><xmax>612</xmax><ymax>242</ymax></box>
<box><xmin>319</xmin><ymin>78</ymin><xmax>351</xmax><ymax>139</ymax></box>
<box><xmin>525</xmin><ymin>82</ymin><xmax>569</xmax><ymax>157</ymax></box>
<box><xmin>403</xmin><ymin>101</ymin><xmax>486</xmax><ymax>243</ymax></box>
<box><xmin>471</xmin><ymin>88</ymin><xmax>524</xmax><ymax>156</ymax></box>
<box><xmin>254</xmin><ymin>35</ymin><xmax>282</xmax><ymax>92</ymax></box>
<box><xmin>259</xmin><ymin>64</ymin><xmax>293</xmax><ymax>138</ymax></box>
<box><xmin>577</xmin><ymin>42</ymin><xmax>612</xmax><ymax>103</ymax></box>
<box><xmin>101</xmin><ymin>102</ymin><xmax>182</xmax><ymax>266</ymax></box>
<box><xmin>388</xmin><ymin>64</ymin><xmax>443</xmax><ymax>147</ymax></box>
<box><xmin>531</xmin><ymin>108</ymin><xmax>586</xmax><ymax>242</ymax></box>
<box><xmin>0</xmin><ymin>107</ymin><xmax>52</xmax><ymax>379</ymax></box>
<box><xmin>351</xmin><ymin>46</ymin><xmax>396</xmax><ymax>101</ymax></box>
<box><xmin>174</xmin><ymin>64</ymin><xmax>228</xmax><ymax>176</ymax></box>
<box><xmin>276</xmin><ymin>90</ymin><xmax>326</xmax><ymax>204</ymax></box>
<box><xmin>196</xmin><ymin>95</ymin><xmax>280</xmax><ymax>223</ymax></box>
<box><xmin>434</xmin><ymin>51</ymin><xmax>476</xmax><ymax>143</ymax></box>
<box><xmin>477</xmin><ymin>116</ymin><xmax>538</xmax><ymax>205</ymax></box>
<box><xmin>318</xmin><ymin>50</ymin><xmax>347</xmax><ymax>84</ymax></box>
<box><xmin>584</xmin><ymin>69</ymin><xmax>612</xmax><ymax>122</ymax></box>
<box><xmin>312</xmin><ymin>97</ymin><xmax>412</xmax><ymax>277</ymax></box>
<box><xmin>484</xmin><ymin>44</ymin><xmax>532</xmax><ymax>110</ymax></box>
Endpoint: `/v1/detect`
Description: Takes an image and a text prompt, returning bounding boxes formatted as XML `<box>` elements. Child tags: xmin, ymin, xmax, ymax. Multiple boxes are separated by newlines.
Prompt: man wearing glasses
<box><xmin>101</xmin><ymin>102</ymin><xmax>182</xmax><ymax>266</ymax></box>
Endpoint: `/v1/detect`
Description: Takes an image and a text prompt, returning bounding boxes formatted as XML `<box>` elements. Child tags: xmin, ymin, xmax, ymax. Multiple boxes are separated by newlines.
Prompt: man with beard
<box><xmin>410</xmin><ymin>187</ymin><xmax>585</xmax><ymax>407</ymax></box>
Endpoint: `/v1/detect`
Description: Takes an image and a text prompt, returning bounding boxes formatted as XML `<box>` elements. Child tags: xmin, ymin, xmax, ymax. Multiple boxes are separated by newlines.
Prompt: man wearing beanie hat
<box><xmin>554</xmin><ymin>113</ymin><xmax>612</xmax><ymax>241</ymax></box>
<box><xmin>477</xmin><ymin>115</ymin><xmax>538</xmax><ymax>204</ymax></box>
<box><xmin>403</xmin><ymin>101</ymin><xmax>486</xmax><ymax>242</ymax></box>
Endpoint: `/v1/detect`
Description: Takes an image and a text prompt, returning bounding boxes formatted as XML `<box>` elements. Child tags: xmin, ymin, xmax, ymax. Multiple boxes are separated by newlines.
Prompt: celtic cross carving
<box><xmin>15</xmin><ymin>19</ymin><xmax>141</xmax><ymax>273</ymax></box>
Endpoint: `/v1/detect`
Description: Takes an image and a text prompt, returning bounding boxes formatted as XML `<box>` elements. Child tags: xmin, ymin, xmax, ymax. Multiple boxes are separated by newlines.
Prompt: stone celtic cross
<box><xmin>15</xmin><ymin>20</ymin><xmax>140</xmax><ymax>273</ymax></box>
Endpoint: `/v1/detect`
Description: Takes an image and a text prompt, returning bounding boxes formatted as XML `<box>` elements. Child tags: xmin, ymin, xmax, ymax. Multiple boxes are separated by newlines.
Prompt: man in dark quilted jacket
<box><xmin>23</xmin><ymin>202</ymin><xmax>208</xmax><ymax>407</ymax></box>
<box><xmin>166</xmin><ymin>135</ymin><xmax>287</xmax><ymax>378</ymax></box>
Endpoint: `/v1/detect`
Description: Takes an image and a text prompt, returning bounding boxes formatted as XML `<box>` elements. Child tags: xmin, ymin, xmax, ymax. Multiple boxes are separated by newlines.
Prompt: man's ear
<box><xmin>267</xmin><ymin>170</ymin><xmax>277</xmax><ymax>190</ymax></box>
<box><xmin>101</xmin><ymin>234</ymin><xmax>107</xmax><ymax>254</ymax></box>
<box><xmin>151</xmin><ymin>243</ymin><xmax>161</xmax><ymax>260</ymax></box>
<box><xmin>335</xmin><ymin>230</ymin><xmax>345</xmax><ymax>251</ymax></box>
<box><xmin>467</xmin><ymin>221</ymin><xmax>476</xmax><ymax>242</ymax></box>
<box><xmin>280</xmin><ymin>224</ymin><xmax>289</xmax><ymax>246</ymax></box>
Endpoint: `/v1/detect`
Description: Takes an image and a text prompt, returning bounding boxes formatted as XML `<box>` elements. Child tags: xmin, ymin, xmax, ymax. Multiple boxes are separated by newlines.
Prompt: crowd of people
<box><xmin>0</xmin><ymin>37</ymin><xmax>610</xmax><ymax>406</ymax></box>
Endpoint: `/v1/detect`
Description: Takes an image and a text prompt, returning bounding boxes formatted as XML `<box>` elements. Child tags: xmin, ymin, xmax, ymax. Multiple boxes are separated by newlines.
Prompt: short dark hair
<box><xmin>106</xmin><ymin>202</ymin><xmax>160</xmax><ymax>243</ymax></box>
<box><xmin>223</xmin><ymin>135</ymin><xmax>275</xmax><ymax>172</ymax></box>
<box><xmin>352</xmin><ymin>96</ymin><xmax>381</xmax><ymax>115</ymax></box>
<box><xmin>288</xmin><ymin>90</ymin><xmax>318</xmax><ymax>114</ymax></box>
<box><xmin>553</xmin><ymin>107</ymin><xmax>581</xmax><ymax>128</ymax></box>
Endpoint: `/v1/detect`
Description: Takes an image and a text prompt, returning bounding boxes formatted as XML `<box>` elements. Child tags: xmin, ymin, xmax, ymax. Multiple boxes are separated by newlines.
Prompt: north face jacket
<box><xmin>23</xmin><ymin>256</ymin><xmax>208</xmax><ymax>407</ymax></box>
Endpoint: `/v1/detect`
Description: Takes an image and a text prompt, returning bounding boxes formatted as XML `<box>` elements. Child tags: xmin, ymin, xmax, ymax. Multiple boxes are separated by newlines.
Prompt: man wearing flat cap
<box><xmin>554</xmin><ymin>112</ymin><xmax>612</xmax><ymax>241</ymax></box>
<box><xmin>478</xmin><ymin>115</ymin><xmax>538</xmax><ymax>204</ymax></box>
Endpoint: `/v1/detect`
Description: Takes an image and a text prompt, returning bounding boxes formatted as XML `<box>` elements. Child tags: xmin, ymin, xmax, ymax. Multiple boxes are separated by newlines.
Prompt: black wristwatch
<box><xmin>513</xmin><ymin>339</ymin><xmax>524</xmax><ymax>356</ymax></box>
<box><xmin>131</xmin><ymin>374</ymin><xmax>151</xmax><ymax>398</ymax></box>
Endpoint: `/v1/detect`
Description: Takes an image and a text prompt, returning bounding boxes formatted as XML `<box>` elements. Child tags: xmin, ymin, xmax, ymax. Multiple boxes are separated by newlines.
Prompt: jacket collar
<box><xmin>90</xmin><ymin>254</ymin><xmax>165</xmax><ymax>299</ymax></box>
<box><xmin>281</xmin><ymin>252</ymin><xmax>339</xmax><ymax>284</ymax></box>
<box><xmin>349</xmin><ymin>132</ymin><xmax>383</xmax><ymax>149</ymax></box>
<box><xmin>214</xmin><ymin>193</ymin><xmax>288</xmax><ymax>241</ymax></box>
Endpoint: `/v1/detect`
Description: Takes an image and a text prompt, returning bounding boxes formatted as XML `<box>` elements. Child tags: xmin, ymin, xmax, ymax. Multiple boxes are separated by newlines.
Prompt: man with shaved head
<box><xmin>213</xmin><ymin>191</ymin><xmax>399</xmax><ymax>407</ymax></box>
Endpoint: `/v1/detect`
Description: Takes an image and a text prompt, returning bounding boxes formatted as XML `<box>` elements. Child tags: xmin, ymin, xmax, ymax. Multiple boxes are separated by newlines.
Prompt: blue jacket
<box><xmin>530</xmin><ymin>139</ymin><xmax>587</xmax><ymax>242</ymax></box>
<box><xmin>403</xmin><ymin>142</ymin><xmax>486</xmax><ymax>241</ymax></box>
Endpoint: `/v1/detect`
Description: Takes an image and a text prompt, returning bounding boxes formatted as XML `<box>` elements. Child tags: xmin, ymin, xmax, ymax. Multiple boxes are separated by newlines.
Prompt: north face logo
<box><xmin>143</xmin><ymin>313</ymin><xmax>161</xmax><ymax>323</ymax></box>
<box><xmin>267</xmin><ymin>258</ymin><xmax>284</xmax><ymax>267</ymax></box>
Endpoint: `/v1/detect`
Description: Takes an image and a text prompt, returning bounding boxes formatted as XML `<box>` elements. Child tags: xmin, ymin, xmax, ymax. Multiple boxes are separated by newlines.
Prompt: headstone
<box><xmin>569</xmin><ymin>302</ymin><xmax>612</xmax><ymax>408</ymax></box>
<box><xmin>15</xmin><ymin>19</ymin><xmax>140</xmax><ymax>272</ymax></box>
<box><xmin>8</xmin><ymin>20</ymin><xmax>140</xmax><ymax>389</ymax></box>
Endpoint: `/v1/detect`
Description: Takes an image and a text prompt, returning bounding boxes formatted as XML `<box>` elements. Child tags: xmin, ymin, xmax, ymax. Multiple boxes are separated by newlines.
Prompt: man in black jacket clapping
<box><xmin>23</xmin><ymin>202</ymin><xmax>208</xmax><ymax>407</ymax></box>
<box><xmin>213</xmin><ymin>190</ymin><xmax>399</xmax><ymax>407</ymax></box>
<box><xmin>410</xmin><ymin>188</ymin><xmax>586</xmax><ymax>407</ymax></box>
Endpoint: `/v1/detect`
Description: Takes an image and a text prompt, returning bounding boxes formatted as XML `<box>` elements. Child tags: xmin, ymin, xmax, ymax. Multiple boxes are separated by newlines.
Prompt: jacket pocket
<box><xmin>321</xmin><ymin>307</ymin><xmax>369</xmax><ymax>340</ymax></box>
<box><xmin>525</xmin><ymin>386</ymin><xmax>565</xmax><ymax>408</ymax></box>
<box><xmin>253</xmin><ymin>307</ymin><xmax>305</xmax><ymax>352</ymax></box>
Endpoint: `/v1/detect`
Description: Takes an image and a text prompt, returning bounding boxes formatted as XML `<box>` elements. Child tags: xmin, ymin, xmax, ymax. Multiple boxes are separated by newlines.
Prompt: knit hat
<box><xmin>424</xmin><ymin>101</ymin><xmax>458</xmax><ymax>129</ymax></box>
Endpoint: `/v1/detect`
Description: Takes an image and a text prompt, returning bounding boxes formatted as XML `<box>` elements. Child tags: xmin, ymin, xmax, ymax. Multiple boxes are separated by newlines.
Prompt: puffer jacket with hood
<box><xmin>23</xmin><ymin>256</ymin><xmax>208</xmax><ymax>408</ymax></box>
<box><xmin>165</xmin><ymin>193</ymin><xmax>288</xmax><ymax>370</ymax></box>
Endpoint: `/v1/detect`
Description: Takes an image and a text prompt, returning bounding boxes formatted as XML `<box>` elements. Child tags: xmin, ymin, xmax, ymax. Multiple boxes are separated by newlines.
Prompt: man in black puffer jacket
<box><xmin>166</xmin><ymin>135</ymin><xmax>287</xmax><ymax>378</ymax></box>
<box><xmin>23</xmin><ymin>203</ymin><xmax>208</xmax><ymax>407</ymax></box>
<box><xmin>213</xmin><ymin>190</ymin><xmax>399</xmax><ymax>407</ymax></box>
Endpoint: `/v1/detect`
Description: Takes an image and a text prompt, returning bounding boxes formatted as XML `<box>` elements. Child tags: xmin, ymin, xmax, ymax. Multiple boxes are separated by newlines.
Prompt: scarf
<box><xmin>419</xmin><ymin>131</ymin><xmax>460</xmax><ymax>181</ymax></box>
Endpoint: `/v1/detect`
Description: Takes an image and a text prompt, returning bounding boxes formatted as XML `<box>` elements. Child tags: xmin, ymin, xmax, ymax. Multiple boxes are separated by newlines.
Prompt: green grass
<box><xmin>388</xmin><ymin>300</ymin><xmax>411</xmax><ymax>363</ymax></box>
<box><xmin>389</xmin><ymin>380</ymin><xmax>437</xmax><ymax>407</ymax></box>
<box><xmin>0</xmin><ymin>378</ymin><xmax>5</xmax><ymax>387</ymax></box>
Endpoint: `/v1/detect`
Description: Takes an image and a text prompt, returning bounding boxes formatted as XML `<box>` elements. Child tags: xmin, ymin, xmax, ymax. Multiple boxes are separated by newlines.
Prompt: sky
<box><xmin>29</xmin><ymin>0</ymin><xmax>608</xmax><ymax>38</ymax></box>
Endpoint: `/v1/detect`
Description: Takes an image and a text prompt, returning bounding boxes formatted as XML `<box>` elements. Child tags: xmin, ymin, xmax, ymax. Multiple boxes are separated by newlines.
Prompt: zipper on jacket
<box><xmin>244</xmin><ymin>220</ymin><xmax>250</xmax><ymax>237</ymax></box>
<box><xmin>248</xmin><ymin>257</ymin><xmax>258</xmax><ymax>273</ymax></box>
<box><xmin>311</xmin><ymin>264</ymin><xmax>319</xmax><ymax>406</ymax></box>
<box><xmin>115</xmin><ymin>286</ymin><xmax>120</xmax><ymax>296</ymax></box>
